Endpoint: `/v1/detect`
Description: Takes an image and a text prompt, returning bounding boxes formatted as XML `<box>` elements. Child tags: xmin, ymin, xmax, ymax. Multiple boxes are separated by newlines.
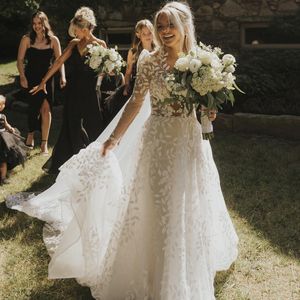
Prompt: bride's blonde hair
<box><xmin>68</xmin><ymin>7</ymin><xmax>97</xmax><ymax>37</ymax></box>
<box><xmin>154</xmin><ymin>1</ymin><xmax>196</xmax><ymax>52</ymax></box>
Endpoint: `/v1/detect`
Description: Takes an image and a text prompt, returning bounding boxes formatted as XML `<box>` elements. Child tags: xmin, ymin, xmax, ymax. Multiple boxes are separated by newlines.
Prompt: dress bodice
<box><xmin>69</xmin><ymin>46</ymin><xmax>97</xmax><ymax>79</ymax></box>
<box><xmin>133</xmin><ymin>47</ymin><xmax>190</xmax><ymax>117</ymax></box>
<box><xmin>25</xmin><ymin>47</ymin><xmax>53</xmax><ymax>79</ymax></box>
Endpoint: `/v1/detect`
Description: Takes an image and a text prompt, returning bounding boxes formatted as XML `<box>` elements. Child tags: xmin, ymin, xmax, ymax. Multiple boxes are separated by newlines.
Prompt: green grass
<box><xmin>0</xmin><ymin>60</ymin><xmax>18</xmax><ymax>95</ymax></box>
<box><xmin>1</xmin><ymin>129</ymin><xmax>299</xmax><ymax>299</ymax></box>
<box><xmin>0</xmin><ymin>61</ymin><xmax>300</xmax><ymax>299</ymax></box>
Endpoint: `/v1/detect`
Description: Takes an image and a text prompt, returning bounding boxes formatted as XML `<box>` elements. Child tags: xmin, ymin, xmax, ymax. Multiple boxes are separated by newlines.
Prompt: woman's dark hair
<box><xmin>29</xmin><ymin>11</ymin><xmax>54</xmax><ymax>45</ymax></box>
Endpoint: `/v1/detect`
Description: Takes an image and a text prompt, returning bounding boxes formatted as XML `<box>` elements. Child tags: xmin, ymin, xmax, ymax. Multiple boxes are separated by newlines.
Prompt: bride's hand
<box><xmin>29</xmin><ymin>82</ymin><xmax>47</xmax><ymax>95</ymax></box>
<box><xmin>101</xmin><ymin>136</ymin><xmax>118</xmax><ymax>156</ymax></box>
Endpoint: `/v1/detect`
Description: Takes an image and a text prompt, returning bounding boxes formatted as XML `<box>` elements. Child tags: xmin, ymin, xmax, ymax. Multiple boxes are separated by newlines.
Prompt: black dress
<box><xmin>25</xmin><ymin>47</ymin><xmax>54</xmax><ymax>132</ymax></box>
<box><xmin>43</xmin><ymin>46</ymin><xmax>104</xmax><ymax>174</ymax></box>
<box><xmin>0</xmin><ymin>114</ymin><xmax>28</xmax><ymax>170</ymax></box>
<box><xmin>101</xmin><ymin>61</ymin><xmax>137</xmax><ymax>126</ymax></box>
<box><xmin>99</xmin><ymin>73</ymin><xmax>124</xmax><ymax>124</ymax></box>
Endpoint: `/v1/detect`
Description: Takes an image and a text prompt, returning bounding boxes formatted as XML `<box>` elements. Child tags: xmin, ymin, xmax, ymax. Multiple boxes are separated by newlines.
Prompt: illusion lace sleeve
<box><xmin>109</xmin><ymin>56</ymin><xmax>152</xmax><ymax>141</ymax></box>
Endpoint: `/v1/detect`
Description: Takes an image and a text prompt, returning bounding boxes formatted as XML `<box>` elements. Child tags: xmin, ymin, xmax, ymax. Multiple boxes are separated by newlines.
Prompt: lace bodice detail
<box><xmin>112</xmin><ymin>47</ymin><xmax>192</xmax><ymax>140</ymax></box>
<box><xmin>133</xmin><ymin>47</ymin><xmax>190</xmax><ymax>117</ymax></box>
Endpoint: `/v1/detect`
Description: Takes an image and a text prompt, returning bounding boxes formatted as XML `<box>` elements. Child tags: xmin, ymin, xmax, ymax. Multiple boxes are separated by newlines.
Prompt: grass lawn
<box><xmin>0</xmin><ymin>61</ymin><xmax>300</xmax><ymax>299</ymax></box>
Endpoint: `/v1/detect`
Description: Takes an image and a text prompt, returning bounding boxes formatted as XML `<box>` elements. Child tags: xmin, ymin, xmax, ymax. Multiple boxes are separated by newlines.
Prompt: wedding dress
<box><xmin>6</xmin><ymin>47</ymin><xmax>238</xmax><ymax>300</ymax></box>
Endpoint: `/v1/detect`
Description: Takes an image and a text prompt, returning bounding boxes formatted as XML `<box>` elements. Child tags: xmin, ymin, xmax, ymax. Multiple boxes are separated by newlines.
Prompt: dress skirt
<box><xmin>7</xmin><ymin>111</ymin><xmax>238</xmax><ymax>300</ymax></box>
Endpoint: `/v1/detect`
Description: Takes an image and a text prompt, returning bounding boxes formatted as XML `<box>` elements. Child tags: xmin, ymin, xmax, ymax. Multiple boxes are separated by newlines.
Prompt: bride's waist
<box><xmin>150</xmin><ymin>103</ymin><xmax>195</xmax><ymax>118</ymax></box>
<box><xmin>150</xmin><ymin>110</ymin><xmax>196</xmax><ymax>119</ymax></box>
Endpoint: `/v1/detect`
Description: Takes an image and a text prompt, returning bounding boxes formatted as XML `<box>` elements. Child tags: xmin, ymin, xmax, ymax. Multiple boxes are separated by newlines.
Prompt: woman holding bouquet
<box><xmin>31</xmin><ymin>7</ymin><xmax>107</xmax><ymax>174</ymax></box>
<box><xmin>102</xmin><ymin>19</ymin><xmax>157</xmax><ymax>125</ymax></box>
<box><xmin>7</xmin><ymin>2</ymin><xmax>238</xmax><ymax>299</ymax></box>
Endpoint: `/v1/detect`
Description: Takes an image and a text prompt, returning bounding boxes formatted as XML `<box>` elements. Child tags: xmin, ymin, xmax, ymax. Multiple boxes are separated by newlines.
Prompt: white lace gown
<box><xmin>6</xmin><ymin>48</ymin><xmax>238</xmax><ymax>300</ymax></box>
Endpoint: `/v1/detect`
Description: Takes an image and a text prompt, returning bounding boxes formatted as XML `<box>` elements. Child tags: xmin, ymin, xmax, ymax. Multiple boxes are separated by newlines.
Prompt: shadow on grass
<box><xmin>0</xmin><ymin>82</ymin><xmax>16</xmax><ymax>95</ymax></box>
<box><xmin>29</xmin><ymin>280</ymin><xmax>94</xmax><ymax>300</ymax></box>
<box><xmin>215</xmin><ymin>264</ymin><xmax>235</xmax><ymax>296</ymax></box>
<box><xmin>0</xmin><ymin>172</ymin><xmax>56</xmax><ymax>242</ymax></box>
<box><xmin>212</xmin><ymin>132</ymin><xmax>300</xmax><ymax>259</ymax></box>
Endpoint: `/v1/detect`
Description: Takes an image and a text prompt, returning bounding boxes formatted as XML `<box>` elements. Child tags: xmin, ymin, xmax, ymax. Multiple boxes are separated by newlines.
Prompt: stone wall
<box><xmin>96</xmin><ymin>0</ymin><xmax>300</xmax><ymax>52</ymax></box>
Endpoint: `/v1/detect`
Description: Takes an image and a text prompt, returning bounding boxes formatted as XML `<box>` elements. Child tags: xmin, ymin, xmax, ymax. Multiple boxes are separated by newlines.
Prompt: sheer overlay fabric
<box><xmin>6</xmin><ymin>48</ymin><xmax>238</xmax><ymax>300</ymax></box>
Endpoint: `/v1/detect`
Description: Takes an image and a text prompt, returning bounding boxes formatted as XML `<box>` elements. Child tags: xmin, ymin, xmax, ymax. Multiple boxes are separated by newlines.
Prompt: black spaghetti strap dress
<box><xmin>25</xmin><ymin>47</ymin><xmax>54</xmax><ymax>132</ymax></box>
<box><xmin>43</xmin><ymin>45</ymin><xmax>104</xmax><ymax>174</ymax></box>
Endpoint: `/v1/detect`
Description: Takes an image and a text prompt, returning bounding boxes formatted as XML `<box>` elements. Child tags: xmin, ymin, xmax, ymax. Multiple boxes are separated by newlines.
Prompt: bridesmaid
<box><xmin>101</xmin><ymin>19</ymin><xmax>157</xmax><ymax>125</ymax></box>
<box><xmin>123</xmin><ymin>19</ymin><xmax>157</xmax><ymax>97</ymax></box>
<box><xmin>17</xmin><ymin>11</ymin><xmax>66</xmax><ymax>155</ymax></box>
<box><xmin>31</xmin><ymin>7</ymin><xmax>106</xmax><ymax>174</ymax></box>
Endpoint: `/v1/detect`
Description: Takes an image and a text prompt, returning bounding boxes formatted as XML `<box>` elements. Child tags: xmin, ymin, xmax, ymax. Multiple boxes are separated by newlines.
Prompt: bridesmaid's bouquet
<box><xmin>85</xmin><ymin>44</ymin><xmax>125</xmax><ymax>74</ymax></box>
<box><xmin>165</xmin><ymin>42</ymin><xmax>243</xmax><ymax>139</ymax></box>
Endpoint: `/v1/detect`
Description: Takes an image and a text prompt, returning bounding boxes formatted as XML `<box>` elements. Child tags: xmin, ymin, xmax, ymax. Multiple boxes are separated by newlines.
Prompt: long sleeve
<box><xmin>110</xmin><ymin>56</ymin><xmax>152</xmax><ymax>140</ymax></box>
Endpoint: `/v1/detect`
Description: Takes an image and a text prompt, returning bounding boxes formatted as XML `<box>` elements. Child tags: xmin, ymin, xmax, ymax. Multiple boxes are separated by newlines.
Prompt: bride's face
<box><xmin>157</xmin><ymin>13</ymin><xmax>181</xmax><ymax>49</ymax></box>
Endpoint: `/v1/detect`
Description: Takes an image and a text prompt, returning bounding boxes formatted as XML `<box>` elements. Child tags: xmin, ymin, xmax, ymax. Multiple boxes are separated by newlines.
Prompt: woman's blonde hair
<box><xmin>131</xmin><ymin>19</ymin><xmax>156</xmax><ymax>63</ymax></box>
<box><xmin>154</xmin><ymin>1</ymin><xmax>196</xmax><ymax>52</ymax></box>
<box><xmin>68</xmin><ymin>7</ymin><xmax>97</xmax><ymax>37</ymax></box>
<box><xmin>0</xmin><ymin>95</ymin><xmax>5</xmax><ymax>104</ymax></box>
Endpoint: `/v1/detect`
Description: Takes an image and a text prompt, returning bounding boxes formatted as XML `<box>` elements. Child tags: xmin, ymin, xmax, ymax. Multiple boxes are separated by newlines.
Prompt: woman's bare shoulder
<box><xmin>68</xmin><ymin>38</ymin><xmax>80</xmax><ymax>48</ymax></box>
<box><xmin>20</xmin><ymin>35</ymin><xmax>30</xmax><ymax>45</ymax></box>
<box><xmin>94</xmin><ymin>38</ymin><xmax>107</xmax><ymax>48</ymax></box>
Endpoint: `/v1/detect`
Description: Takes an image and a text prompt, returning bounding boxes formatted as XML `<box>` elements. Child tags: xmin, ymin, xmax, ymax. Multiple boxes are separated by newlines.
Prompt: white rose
<box><xmin>105</xmin><ymin>60</ymin><xmax>115</xmax><ymax>73</ymax></box>
<box><xmin>89</xmin><ymin>56</ymin><xmax>101</xmax><ymax>69</ymax></box>
<box><xmin>175</xmin><ymin>57</ymin><xmax>190</xmax><ymax>72</ymax></box>
<box><xmin>222</xmin><ymin>54</ymin><xmax>236</xmax><ymax>65</ymax></box>
<box><xmin>198</xmin><ymin>51</ymin><xmax>212</xmax><ymax>65</ymax></box>
<box><xmin>225</xmin><ymin>65</ymin><xmax>235</xmax><ymax>73</ymax></box>
<box><xmin>189</xmin><ymin>58</ymin><xmax>202</xmax><ymax>73</ymax></box>
<box><xmin>223</xmin><ymin>72</ymin><xmax>236</xmax><ymax>88</ymax></box>
<box><xmin>211</xmin><ymin>59</ymin><xmax>222</xmax><ymax>71</ymax></box>
<box><xmin>109</xmin><ymin>50</ymin><xmax>118</xmax><ymax>61</ymax></box>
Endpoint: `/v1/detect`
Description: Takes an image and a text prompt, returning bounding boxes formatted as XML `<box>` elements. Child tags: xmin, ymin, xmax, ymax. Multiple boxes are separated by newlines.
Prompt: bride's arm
<box><xmin>102</xmin><ymin>58</ymin><xmax>151</xmax><ymax>156</ymax></box>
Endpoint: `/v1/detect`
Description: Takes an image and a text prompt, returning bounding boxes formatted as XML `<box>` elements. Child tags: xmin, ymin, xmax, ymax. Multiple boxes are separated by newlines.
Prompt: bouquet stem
<box><xmin>201</xmin><ymin>113</ymin><xmax>214</xmax><ymax>140</ymax></box>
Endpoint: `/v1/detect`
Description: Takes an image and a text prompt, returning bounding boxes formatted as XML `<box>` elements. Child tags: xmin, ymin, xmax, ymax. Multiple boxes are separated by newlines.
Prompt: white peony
<box><xmin>175</xmin><ymin>57</ymin><xmax>190</xmax><ymax>72</ymax></box>
<box><xmin>189</xmin><ymin>58</ymin><xmax>202</xmax><ymax>73</ymax></box>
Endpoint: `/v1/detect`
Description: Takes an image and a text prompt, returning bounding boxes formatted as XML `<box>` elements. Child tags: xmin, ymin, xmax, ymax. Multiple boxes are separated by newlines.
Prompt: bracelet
<box><xmin>108</xmin><ymin>133</ymin><xmax>119</xmax><ymax>144</ymax></box>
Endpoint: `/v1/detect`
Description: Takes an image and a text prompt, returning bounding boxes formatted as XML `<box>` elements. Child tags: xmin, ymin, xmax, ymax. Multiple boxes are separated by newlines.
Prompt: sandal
<box><xmin>25</xmin><ymin>133</ymin><xmax>34</xmax><ymax>149</ymax></box>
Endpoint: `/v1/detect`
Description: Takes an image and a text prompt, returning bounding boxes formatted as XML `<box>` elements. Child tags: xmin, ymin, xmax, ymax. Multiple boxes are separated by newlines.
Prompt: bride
<box><xmin>7</xmin><ymin>2</ymin><xmax>238</xmax><ymax>299</ymax></box>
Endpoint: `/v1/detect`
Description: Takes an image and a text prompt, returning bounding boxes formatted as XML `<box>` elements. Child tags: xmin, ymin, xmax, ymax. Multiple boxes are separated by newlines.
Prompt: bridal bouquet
<box><xmin>85</xmin><ymin>44</ymin><xmax>125</xmax><ymax>74</ymax></box>
<box><xmin>165</xmin><ymin>42</ymin><xmax>243</xmax><ymax>139</ymax></box>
